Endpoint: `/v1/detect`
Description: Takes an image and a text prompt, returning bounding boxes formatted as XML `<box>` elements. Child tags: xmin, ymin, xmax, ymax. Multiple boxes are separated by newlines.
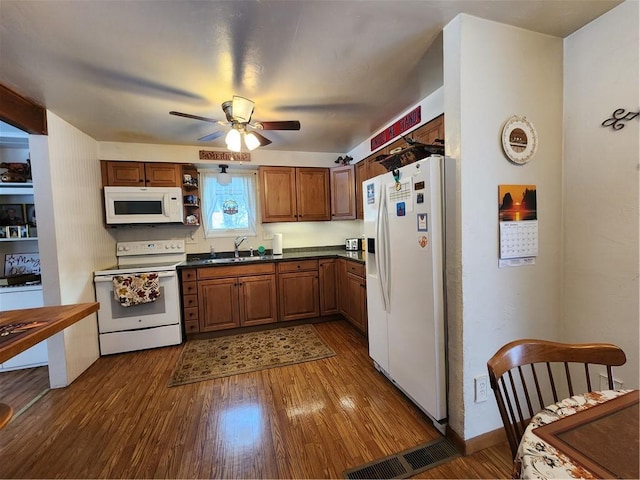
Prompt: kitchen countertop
<box><xmin>178</xmin><ymin>246</ymin><xmax>366</xmax><ymax>268</ymax></box>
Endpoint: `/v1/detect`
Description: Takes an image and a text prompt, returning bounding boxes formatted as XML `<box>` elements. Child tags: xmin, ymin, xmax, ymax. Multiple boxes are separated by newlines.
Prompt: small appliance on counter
<box><xmin>345</xmin><ymin>238</ymin><xmax>362</xmax><ymax>251</ymax></box>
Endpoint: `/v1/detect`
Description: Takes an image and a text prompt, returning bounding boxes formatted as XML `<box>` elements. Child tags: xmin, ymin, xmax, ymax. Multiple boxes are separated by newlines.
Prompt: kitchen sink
<box><xmin>195</xmin><ymin>255</ymin><xmax>273</xmax><ymax>265</ymax></box>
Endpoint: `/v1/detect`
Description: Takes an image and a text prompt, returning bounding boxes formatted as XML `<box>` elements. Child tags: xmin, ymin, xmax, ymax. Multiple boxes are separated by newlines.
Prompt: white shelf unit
<box><xmin>0</xmin><ymin>182</ymin><xmax>47</xmax><ymax>371</ymax></box>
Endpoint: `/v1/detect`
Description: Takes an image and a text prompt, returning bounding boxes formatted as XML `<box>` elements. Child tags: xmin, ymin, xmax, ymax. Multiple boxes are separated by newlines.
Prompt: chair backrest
<box><xmin>487</xmin><ymin>339</ymin><xmax>626</xmax><ymax>459</ymax></box>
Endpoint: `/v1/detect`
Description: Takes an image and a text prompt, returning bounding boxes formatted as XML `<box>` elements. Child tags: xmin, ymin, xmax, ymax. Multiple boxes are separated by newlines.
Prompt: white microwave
<box><xmin>104</xmin><ymin>186</ymin><xmax>184</xmax><ymax>225</ymax></box>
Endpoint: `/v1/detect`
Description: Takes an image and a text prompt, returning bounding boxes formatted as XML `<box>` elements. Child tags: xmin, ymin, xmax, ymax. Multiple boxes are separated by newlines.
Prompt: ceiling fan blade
<box><xmin>251</xmin><ymin>131</ymin><xmax>272</xmax><ymax>147</ymax></box>
<box><xmin>170</xmin><ymin>111</ymin><xmax>224</xmax><ymax>124</ymax></box>
<box><xmin>255</xmin><ymin>120</ymin><xmax>301</xmax><ymax>131</ymax></box>
<box><xmin>198</xmin><ymin>131</ymin><xmax>225</xmax><ymax>142</ymax></box>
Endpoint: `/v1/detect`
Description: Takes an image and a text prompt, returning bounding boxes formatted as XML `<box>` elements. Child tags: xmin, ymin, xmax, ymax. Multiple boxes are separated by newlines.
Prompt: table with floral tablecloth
<box><xmin>515</xmin><ymin>389</ymin><xmax>635</xmax><ymax>479</ymax></box>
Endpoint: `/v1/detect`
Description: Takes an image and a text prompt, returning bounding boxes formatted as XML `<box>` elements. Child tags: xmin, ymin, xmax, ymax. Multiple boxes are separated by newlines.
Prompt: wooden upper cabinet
<box><xmin>366</xmin><ymin>154</ymin><xmax>388</xmax><ymax>180</ymax></box>
<box><xmin>259</xmin><ymin>166</ymin><xmax>330</xmax><ymax>223</ymax></box>
<box><xmin>296</xmin><ymin>167</ymin><xmax>330</xmax><ymax>221</ymax></box>
<box><xmin>330</xmin><ymin>165</ymin><xmax>355</xmax><ymax>220</ymax></box>
<box><xmin>144</xmin><ymin>163</ymin><xmax>181</xmax><ymax>187</ymax></box>
<box><xmin>410</xmin><ymin>114</ymin><xmax>444</xmax><ymax>145</ymax></box>
<box><xmin>259</xmin><ymin>166</ymin><xmax>298</xmax><ymax>222</ymax></box>
<box><xmin>104</xmin><ymin>161</ymin><xmax>145</xmax><ymax>186</ymax></box>
<box><xmin>102</xmin><ymin>161</ymin><xmax>181</xmax><ymax>187</ymax></box>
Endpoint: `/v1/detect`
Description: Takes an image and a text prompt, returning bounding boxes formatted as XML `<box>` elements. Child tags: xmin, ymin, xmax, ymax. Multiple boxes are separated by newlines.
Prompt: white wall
<box><xmin>30</xmin><ymin>112</ymin><xmax>116</xmax><ymax>387</ymax></box>
<box><xmin>98</xmin><ymin>143</ymin><xmax>362</xmax><ymax>253</ymax></box>
<box><xmin>444</xmin><ymin>15</ymin><xmax>564</xmax><ymax>439</ymax></box>
<box><xmin>562</xmin><ymin>0</ymin><xmax>639</xmax><ymax>388</ymax></box>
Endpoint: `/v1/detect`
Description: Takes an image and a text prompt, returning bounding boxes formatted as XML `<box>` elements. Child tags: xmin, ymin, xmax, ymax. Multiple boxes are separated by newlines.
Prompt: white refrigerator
<box><xmin>363</xmin><ymin>155</ymin><xmax>447</xmax><ymax>428</ymax></box>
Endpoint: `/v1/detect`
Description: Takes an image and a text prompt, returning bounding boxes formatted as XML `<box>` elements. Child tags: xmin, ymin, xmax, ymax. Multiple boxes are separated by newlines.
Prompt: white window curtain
<box><xmin>201</xmin><ymin>170</ymin><xmax>257</xmax><ymax>238</ymax></box>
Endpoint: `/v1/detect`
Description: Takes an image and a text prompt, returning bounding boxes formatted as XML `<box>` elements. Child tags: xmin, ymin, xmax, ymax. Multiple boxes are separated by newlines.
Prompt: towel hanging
<box><xmin>112</xmin><ymin>273</ymin><xmax>160</xmax><ymax>307</ymax></box>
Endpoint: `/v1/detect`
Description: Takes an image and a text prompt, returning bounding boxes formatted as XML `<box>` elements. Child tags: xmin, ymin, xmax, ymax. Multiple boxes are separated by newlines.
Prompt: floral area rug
<box><xmin>168</xmin><ymin>324</ymin><xmax>336</xmax><ymax>387</ymax></box>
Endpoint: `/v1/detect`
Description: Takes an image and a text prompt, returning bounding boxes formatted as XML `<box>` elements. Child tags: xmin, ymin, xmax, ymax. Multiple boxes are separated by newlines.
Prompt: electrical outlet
<box><xmin>475</xmin><ymin>375</ymin><xmax>488</xmax><ymax>403</ymax></box>
<box><xmin>599</xmin><ymin>373</ymin><xmax>623</xmax><ymax>390</ymax></box>
<box><xmin>263</xmin><ymin>232</ymin><xmax>274</xmax><ymax>240</ymax></box>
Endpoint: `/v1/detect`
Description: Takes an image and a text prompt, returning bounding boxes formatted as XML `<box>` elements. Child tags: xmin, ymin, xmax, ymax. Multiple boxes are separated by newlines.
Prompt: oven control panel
<box><xmin>116</xmin><ymin>240</ymin><xmax>185</xmax><ymax>256</ymax></box>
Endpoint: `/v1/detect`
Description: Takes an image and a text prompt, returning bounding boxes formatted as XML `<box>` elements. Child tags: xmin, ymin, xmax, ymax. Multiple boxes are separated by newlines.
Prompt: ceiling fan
<box><xmin>170</xmin><ymin>96</ymin><xmax>301</xmax><ymax>151</ymax></box>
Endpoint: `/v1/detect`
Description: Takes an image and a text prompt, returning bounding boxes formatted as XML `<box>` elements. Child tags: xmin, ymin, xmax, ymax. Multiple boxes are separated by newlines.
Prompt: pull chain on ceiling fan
<box><xmin>170</xmin><ymin>95</ymin><xmax>301</xmax><ymax>151</ymax></box>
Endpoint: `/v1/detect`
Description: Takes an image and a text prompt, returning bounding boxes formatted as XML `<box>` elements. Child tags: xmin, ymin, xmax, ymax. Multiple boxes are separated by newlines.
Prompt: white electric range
<box><xmin>94</xmin><ymin>240</ymin><xmax>186</xmax><ymax>355</ymax></box>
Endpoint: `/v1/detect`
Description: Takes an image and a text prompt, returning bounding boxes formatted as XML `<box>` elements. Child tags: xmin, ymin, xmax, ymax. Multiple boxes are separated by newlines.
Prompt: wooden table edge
<box><xmin>0</xmin><ymin>302</ymin><xmax>100</xmax><ymax>364</ymax></box>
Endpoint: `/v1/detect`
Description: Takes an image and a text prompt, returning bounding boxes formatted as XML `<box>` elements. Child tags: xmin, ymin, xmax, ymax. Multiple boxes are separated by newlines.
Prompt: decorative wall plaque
<box><xmin>501</xmin><ymin>116</ymin><xmax>538</xmax><ymax>165</ymax></box>
<box><xmin>199</xmin><ymin>150</ymin><xmax>251</xmax><ymax>162</ymax></box>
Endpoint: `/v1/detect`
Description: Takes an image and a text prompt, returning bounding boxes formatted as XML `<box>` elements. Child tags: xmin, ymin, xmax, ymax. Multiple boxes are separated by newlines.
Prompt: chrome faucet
<box><xmin>234</xmin><ymin>236</ymin><xmax>247</xmax><ymax>257</ymax></box>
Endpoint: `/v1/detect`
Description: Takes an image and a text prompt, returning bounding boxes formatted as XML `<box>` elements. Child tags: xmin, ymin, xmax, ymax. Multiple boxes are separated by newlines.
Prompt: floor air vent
<box><xmin>343</xmin><ymin>438</ymin><xmax>459</xmax><ymax>479</ymax></box>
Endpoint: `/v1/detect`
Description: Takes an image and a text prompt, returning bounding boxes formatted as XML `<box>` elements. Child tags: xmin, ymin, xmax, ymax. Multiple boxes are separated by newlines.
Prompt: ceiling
<box><xmin>0</xmin><ymin>0</ymin><xmax>622</xmax><ymax>153</ymax></box>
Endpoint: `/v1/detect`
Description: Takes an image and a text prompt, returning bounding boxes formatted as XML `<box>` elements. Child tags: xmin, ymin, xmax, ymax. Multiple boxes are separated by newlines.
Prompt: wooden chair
<box><xmin>487</xmin><ymin>339</ymin><xmax>626</xmax><ymax>459</ymax></box>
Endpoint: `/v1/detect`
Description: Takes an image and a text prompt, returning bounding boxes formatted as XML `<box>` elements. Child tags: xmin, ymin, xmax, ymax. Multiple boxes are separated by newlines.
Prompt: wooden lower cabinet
<box><xmin>198</xmin><ymin>278</ymin><xmax>241</xmax><ymax>331</ymax></box>
<box><xmin>345</xmin><ymin>272</ymin><xmax>367</xmax><ymax>334</ymax></box>
<box><xmin>195</xmin><ymin>264</ymin><xmax>277</xmax><ymax>333</ymax></box>
<box><xmin>319</xmin><ymin>259</ymin><xmax>338</xmax><ymax>315</ymax></box>
<box><xmin>238</xmin><ymin>275</ymin><xmax>278</xmax><ymax>327</ymax></box>
<box><xmin>182</xmin><ymin>258</ymin><xmax>364</xmax><ymax>334</ymax></box>
<box><xmin>278</xmin><ymin>270</ymin><xmax>319</xmax><ymax>321</ymax></box>
<box><xmin>337</xmin><ymin>258</ymin><xmax>367</xmax><ymax>334</ymax></box>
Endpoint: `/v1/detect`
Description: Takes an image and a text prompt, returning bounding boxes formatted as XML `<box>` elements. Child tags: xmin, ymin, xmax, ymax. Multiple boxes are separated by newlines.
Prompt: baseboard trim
<box><xmin>446</xmin><ymin>425</ymin><xmax>507</xmax><ymax>455</ymax></box>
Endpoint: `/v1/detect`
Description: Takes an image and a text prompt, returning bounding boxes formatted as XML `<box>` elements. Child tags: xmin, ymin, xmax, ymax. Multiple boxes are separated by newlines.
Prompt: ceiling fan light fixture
<box><xmin>225</xmin><ymin>128</ymin><xmax>242</xmax><ymax>152</ymax></box>
<box><xmin>217</xmin><ymin>164</ymin><xmax>232</xmax><ymax>186</ymax></box>
<box><xmin>232</xmin><ymin>95</ymin><xmax>254</xmax><ymax>123</ymax></box>
<box><xmin>244</xmin><ymin>132</ymin><xmax>261</xmax><ymax>151</ymax></box>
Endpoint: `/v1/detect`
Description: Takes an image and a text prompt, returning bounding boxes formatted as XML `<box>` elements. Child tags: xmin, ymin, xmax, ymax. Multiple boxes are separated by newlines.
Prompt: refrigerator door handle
<box><xmin>377</xmin><ymin>184</ymin><xmax>391</xmax><ymax>313</ymax></box>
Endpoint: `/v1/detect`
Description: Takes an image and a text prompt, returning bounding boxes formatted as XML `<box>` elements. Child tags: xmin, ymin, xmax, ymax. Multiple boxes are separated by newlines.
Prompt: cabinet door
<box><xmin>345</xmin><ymin>272</ymin><xmax>367</xmax><ymax>333</ymax></box>
<box><xmin>411</xmin><ymin>114</ymin><xmax>444</xmax><ymax>145</ymax></box>
<box><xmin>336</xmin><ymin>258</ymin><xmax>348</xmax><ymax>316</ymax></box>
<box><xmin>366</xmin><ymin>154</ymin><xmax>388</xmax><ymax>180</ymax></box>
<box><xmin>319</xmin><ymin>259</ymin><xmax>338</xmax><ymax>315</ymax></box>
<box><xmin>105</xmin><ymin>161</ymin><xmax>145</xmax><ymax>186</ymax></box>
<box><xmin>355</xmin><ymin>160</ymin><xmax>367</xmax><ymax>220</ymax></box>
<box><xmin>198</xmin><ymin>278</ymin><xmax>240</xmax><ymax>331</ymax></box>
<box><xmin>144</xmin><ymin>163</ymin><xmax>181</xmax><ymax>187</ymax></box>
<box><xmin>330</xmin><ymin>165</ymin><xmax>356</xmax><ymax>220</ymax></box>
<box><xmin>296</xmin><ymin>167</ymin><xmax>331</xmax><ymax>221</ymax></box>
<box><xmin>358</xmin><ymin>277</ymin><xmax>368</xmax><ymax>335</ymax></box>
<box><xmin>278</xmin><ymin>271</ymin><xmax>319</xmax><ymax>321</ymax></box>
<box><xmin>238</xmin><ymin>274</ymin><xmax>277</xmax><ymax>327</ymax></box>
<box><xmin>259</xmin><ymin>166</ymin><xmax>297</xmax><ymax>223</ymax></box>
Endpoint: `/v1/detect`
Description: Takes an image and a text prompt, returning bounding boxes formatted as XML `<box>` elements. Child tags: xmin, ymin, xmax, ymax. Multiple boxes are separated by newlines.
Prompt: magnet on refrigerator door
<box><xmin>397</xmin><ymin>202</ymin><xmax>406</xmax><ymax>216</ymax></box>
<box><xmin>417</xmin><ymin>213</ymin><xmax>428</xmax><ymax>232</ymax></box>
<box><xmin>418</xmin><ymin>235</ymin><xmax>428</xmax><ymax>248</ymax></box>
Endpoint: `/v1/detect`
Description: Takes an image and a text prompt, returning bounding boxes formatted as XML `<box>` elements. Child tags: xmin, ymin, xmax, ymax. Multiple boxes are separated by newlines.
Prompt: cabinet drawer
<box><xmin>182</xmin><ymin>281</ymin><xmax>197</xmax><ymax>296</ymax></box>
<box><xmin>277</xmin><ymin>260</ymin><xmax>318</xmax><ymax>273</ymax></box>
<box><xmin>346</xmin><ymin>260</ymin><xmax>365</xmax><ymax>278</ymax></box>
<box><xmin>197</xmin><ymin>263</ymin><xmax>275</xmax><ymax>279</ymax></box>
<box><xmin>184</xmin><ymin>319</ymin><xmax>199</xmax><ymax>334</ymax></box>
<box><xmin>183</xmin><ymin>306</ymin><xmax>199</xmax><ymax>322</ymax></box>
<box><xmin>183</xmin><ymin>294</ymin><xmax>198</xmax><ymax>309</ymax></box>
<box><xmin>181</xmin><ymin>269</ymin><xmax>197</xmax><ymax>282</ymax></box>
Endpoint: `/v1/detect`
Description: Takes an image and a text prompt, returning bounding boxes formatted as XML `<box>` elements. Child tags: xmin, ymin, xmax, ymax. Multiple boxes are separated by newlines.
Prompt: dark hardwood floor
<box><xmin>0</xmin><ymin>320</ymin><xmax>512</xmax><ymax>478</ymax></box>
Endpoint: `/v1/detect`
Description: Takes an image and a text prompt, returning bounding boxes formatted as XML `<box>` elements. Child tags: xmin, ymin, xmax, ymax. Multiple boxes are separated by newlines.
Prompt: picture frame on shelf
<box><xmin>0</xmin><ymin>204</ymin><xmax>25</xmax><ymax>226</ymax></box>
<box><xmin>26</xmin><ymin>204</ymin><xmax>36</xmax><ymax>226</ymax></box>
<box><xmin>7</xmin><ymin>226</ymin><xmax>20</xmax><ymax>238</ymax></box>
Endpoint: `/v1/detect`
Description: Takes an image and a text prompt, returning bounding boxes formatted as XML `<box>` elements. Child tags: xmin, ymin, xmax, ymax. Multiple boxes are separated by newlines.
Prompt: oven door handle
<box><xmin>94</xmin><ymin>271</ymin><xmax>177</xmax><ymax>283</ymax></box>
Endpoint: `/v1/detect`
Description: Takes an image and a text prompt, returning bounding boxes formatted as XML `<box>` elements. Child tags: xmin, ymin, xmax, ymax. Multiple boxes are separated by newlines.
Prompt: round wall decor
<box><xmin>501</xmin><ymin>116</ymin><xmax>538</xmax><ymax>165</ymax></box>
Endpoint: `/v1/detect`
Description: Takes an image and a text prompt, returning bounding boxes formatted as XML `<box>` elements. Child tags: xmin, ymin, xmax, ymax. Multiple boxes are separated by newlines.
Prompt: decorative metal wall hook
<box><xmin>602</xmin><ymin>108</ymin><xmax>640</xmax><ymax>130</ymax></box>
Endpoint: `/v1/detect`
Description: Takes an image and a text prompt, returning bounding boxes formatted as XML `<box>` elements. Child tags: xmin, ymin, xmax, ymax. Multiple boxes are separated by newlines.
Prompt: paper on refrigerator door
<box><xmin>386</xmin><ymin>180</ymin><xmax>413</xmax><ymax>212</ymax></box>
